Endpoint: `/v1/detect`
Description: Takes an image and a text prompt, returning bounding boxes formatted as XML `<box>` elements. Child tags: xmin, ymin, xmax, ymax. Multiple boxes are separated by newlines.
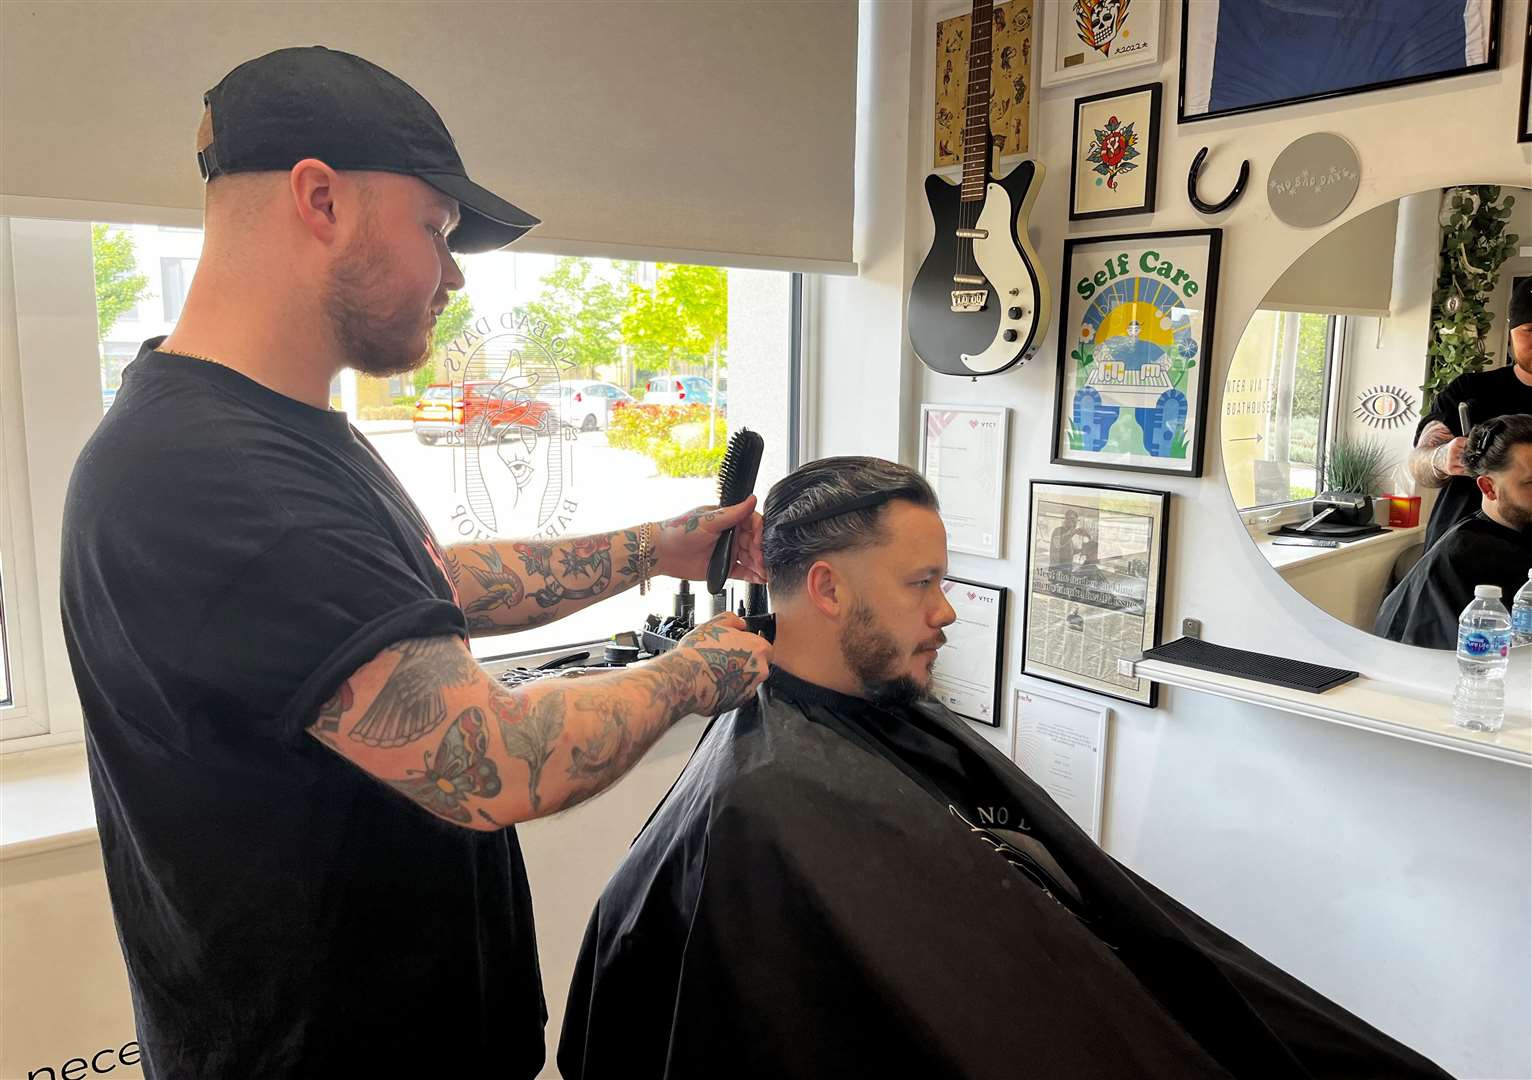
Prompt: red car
<box><xmin>413</xmin><ymin>382</ymin><xmax>555</xmax><ymax>445</ymax></box>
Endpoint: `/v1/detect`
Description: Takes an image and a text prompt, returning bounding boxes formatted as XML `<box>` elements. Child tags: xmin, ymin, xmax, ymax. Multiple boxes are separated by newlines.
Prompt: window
<box><xmin>159</xmin><ymin>256</ymin><xmax>198</xmax><ymax>322</ymax></box>
<box><xmin>1223</xmin><ymin>309</ymin><xmax>1345</xmax><ymax>512</ymax></box>
<box><xmin>2</xmin><ymin>213</ymin><xmax>802</xmax><ymax>743</ymax></box>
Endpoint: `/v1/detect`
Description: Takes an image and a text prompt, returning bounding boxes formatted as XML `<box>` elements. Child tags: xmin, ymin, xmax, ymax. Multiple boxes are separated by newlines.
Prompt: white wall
<box><xmin>808</xmin><ymin>1</ymin><xmax>1532</xmax><ymax>1076</ymax></box>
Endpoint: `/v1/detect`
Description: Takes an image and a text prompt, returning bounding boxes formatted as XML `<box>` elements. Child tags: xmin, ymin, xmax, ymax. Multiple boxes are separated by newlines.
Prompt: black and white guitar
<box><xmin>909</xmin><ymin>0</ymin><xmax>1049</xmax><ymax>378</ymax></box>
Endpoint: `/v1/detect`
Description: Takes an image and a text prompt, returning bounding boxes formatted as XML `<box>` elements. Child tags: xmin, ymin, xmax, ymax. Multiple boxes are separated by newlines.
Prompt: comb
<box><xmin>706</xmin><ymin>428</ymin><xmax>765</xmax><ymax>595</ymax></box>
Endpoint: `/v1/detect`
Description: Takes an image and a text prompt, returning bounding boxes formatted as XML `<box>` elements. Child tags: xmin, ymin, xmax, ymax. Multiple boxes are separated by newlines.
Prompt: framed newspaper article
<box><xmin>1021</xmin><ymin>480</ymin><xmax>1168</xmax><ymax>707</ymax></box>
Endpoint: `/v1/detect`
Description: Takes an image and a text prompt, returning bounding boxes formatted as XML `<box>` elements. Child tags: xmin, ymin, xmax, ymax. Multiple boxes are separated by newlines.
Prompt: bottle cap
<box><xmin>1474</xmin><ymin>584</ymin><xmax>1502</xmax><ymax>599</ymax></box>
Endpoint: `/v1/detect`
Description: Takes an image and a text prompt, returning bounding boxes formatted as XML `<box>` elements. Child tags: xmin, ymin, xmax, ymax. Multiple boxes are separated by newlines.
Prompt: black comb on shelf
<box><xmin>706</xmin><ymin>428</ymin><xmax>765</xmax><ymax>595</ymax></box>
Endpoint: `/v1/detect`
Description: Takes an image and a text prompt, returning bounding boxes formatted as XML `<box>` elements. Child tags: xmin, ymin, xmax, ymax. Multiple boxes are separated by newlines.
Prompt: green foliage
<box><xmin>1292</xmin><ymin>312</ymin><xmax>1329</xmax><ymax>421</ymax></box>
<box><xmin>91</xmin><ymin>224</ymin><xmax>151</xmax><ymax>341</ymax></box>
<box><xmin>1322</xmin><ymin>435</ymin><xmax>1393</xmax><ymax>495</ymax></box>
<box><xmin>1288</xmin><ymin>414</ymin><xmax>1318</xmax><ymax>467</ymax></box>
<box><xmin>1167</xmin><ymin>344</ymin><xmax>1196</xmax><ymax>392</ymax></box>
<box><xmin>1066</xmin><ymin>422</ymin><xmax>1085</xmax><ymax>451</ymax></box>
<box><xmin>1070</xmin><ymin>341</ymin><xmax>1093</xmax><ymax>370</ymax></box>
<box><xmin>654</xmin><ymin>443</ymin><xmax>728</xmax><ymax>478</ymax></box>
<box><xmin>416</xmin><ymin>292</ymin><xmax>475</xmax><ymax>395</ymax></box>
<box><xmin>525</xmin><ymin>257</ymin><xmax>633</xmax><ymax>380</ymax></box>
<box><xmin>607</xmin><ymin>404</ymin><xmax>726</xmax><ymax>476</ymax></box>
<box><xmin>621</xmin><ymin>263</ymin><xmax>728</xmax><ymax>371</ymax></box>
<box><xmin>359</xmin><ymin>405</ymin><xmax>414</xmax><ymax>420</ymax></box>
<box><xmin>1169</xmin><ymin>426</ymin><xmax>1189</xmax><ymax>459</ymax></box>
<box><xmin>1423</xmin><ymin>186</ymin><xmax>1519</xmax><ymax>409</ymax></box>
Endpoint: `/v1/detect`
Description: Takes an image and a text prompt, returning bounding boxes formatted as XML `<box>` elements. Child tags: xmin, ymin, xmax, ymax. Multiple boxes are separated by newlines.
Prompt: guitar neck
<box><xmin>961</xmin><ymin>0</ymin><xmax>995</xmax><ymax>204</ymax></box>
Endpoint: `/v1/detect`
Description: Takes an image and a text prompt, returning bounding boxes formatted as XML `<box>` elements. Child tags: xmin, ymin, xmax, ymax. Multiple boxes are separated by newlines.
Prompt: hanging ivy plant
<box><xmin>1422</xmin><ymin>185</ymin><xmax>1519</xmax><ymax>410</ymax></box>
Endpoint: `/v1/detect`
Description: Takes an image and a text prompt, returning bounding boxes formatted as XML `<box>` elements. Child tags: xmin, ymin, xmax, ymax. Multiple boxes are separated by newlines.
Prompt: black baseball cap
<box><xmin>199</xmin><ymin>46</ymin><xmax>539</xmax><ymax>254</ymax></box>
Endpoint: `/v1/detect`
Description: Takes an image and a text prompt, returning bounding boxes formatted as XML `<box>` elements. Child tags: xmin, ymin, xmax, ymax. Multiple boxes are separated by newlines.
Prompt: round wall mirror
<box><xmin>1219</xmin><ymin>185</ymin><xmax>1532</xmax><ymax>650</ymax></box>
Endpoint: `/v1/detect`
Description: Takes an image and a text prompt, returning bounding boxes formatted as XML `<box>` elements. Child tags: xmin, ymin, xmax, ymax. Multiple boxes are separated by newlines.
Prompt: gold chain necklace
<box><xmin>157</xmin><ymin>346</ymin><xmax>228</xmax><ymax>368</ymax></box>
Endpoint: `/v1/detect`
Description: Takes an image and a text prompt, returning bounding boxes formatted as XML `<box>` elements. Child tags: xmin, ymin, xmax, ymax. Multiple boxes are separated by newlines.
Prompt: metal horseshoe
<box><xmin>1187</xmin><ymin>146</ymin><xmax>1249</xmax><ymax>215</ymax></box>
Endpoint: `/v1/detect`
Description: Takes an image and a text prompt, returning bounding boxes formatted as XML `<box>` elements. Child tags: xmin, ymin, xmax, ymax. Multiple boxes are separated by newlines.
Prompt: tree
<box><xmin>620</xmin><ymin>263</ymin><xmax>728</xmax><ymax>371</ymax></box>
<box><xmin>525</xmin><ymin>257</ymin><xmax>632</xmax><ymax>380</ymax></box>
<box><xmin>91</xmin><ymin>224</ymin><xmax>151</xmax><ymax>342</ymax></box>
<box><xmin>414</xmin><ymin>291</ymin><xmax>476</xmax><ymax>394</ymax></box>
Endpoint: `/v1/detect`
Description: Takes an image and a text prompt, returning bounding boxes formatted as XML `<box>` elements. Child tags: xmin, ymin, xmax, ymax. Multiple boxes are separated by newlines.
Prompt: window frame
<box><xmin>1</xmin><ymin>202</ymin><xmax>810</xmax><ymax>746</ymax></box>
<box><xmin>1236</xmin><ymin>310</ymin><xmax>1350</xmax><ymax>519</ymax></box>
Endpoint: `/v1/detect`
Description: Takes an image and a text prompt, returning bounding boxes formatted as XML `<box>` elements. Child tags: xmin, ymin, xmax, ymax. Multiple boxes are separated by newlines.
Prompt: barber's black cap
<box><xmin>199</xmin><ymin>46</ymin><xmax>539</xmax><ymax>254</ymax></box>
<box><xmin>1510</xmin><ymin>277</ymin><xmax>1532</xmax><ymax>330</ymax></box>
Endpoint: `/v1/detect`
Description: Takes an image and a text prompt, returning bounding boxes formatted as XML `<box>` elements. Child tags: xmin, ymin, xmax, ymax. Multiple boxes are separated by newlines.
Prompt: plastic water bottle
<box><xmin>1453</xmin><ymin>585</ymin><xmax>1511</xmax><ymax>732</ymax></box>
<box><xmin>1512</xmin><ymin>570</ymin><xmax>1532</xmax><ymax>648</ymax></box>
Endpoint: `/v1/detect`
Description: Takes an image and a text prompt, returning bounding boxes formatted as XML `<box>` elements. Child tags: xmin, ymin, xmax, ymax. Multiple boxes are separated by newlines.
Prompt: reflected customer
<box><xmin>1377</xmin><ymin>415</ymin><xmax>1532</xmax><ymax>648</ymax></box>
<box><xmin>1407</xmin><ymin>278</ymin><xmax>1532</xmax><ymax>549</ymax></box>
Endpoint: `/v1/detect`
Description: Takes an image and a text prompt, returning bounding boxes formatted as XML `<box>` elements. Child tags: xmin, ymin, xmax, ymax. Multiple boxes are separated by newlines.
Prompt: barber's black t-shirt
<box><xmin>60</xmin><ymin>341</ymin><xmax>545</xmax><ymax>1078</ymax></box>
<box><xmin>1418</xmin><ymin>365</ymin><xmax>1532</xmax><ymax>549</ymax></box>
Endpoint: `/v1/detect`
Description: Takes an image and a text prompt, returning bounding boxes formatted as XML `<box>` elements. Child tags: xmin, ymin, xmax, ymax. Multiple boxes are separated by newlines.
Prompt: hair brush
<box><xmin>706</xmin><ymin>428</ymin><xmax>765</xmax><ymax>595</ymax></box>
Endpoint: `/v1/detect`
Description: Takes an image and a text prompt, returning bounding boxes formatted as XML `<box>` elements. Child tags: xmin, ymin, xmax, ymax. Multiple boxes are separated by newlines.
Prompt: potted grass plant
<box><xmin>1316</xmin><ymin>436</ymin><xmax>1394</xmax><ymax>525</ymax></box>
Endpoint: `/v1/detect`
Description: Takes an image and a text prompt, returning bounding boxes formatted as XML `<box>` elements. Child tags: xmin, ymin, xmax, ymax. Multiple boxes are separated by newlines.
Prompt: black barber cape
<box><xmin>1376</xmin><ymin>513</ymin><xmax>1532</xmax><ymax>649</ymax></box>
<box><xmin>559</xmin><ymin>668</ymin><xmax>1447</xmax><ymax>1080</ymax></box>
<box><xmin>61</xmin><ymin>341</ymin><xmax>545</xmax><ymax>1078</ymax></box>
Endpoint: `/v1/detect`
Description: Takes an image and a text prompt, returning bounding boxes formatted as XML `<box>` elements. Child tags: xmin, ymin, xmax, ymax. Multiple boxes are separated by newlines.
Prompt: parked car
<box><xmin>412</xmin><ymin>381</ymin><xmax>556</xmax><ymax>445</ymax></box>
<box><xmin>642</xmin><ymin>375</ymin><xmax>725</xmax><ymax>409</ymax></box>
<box><xmin>561</xmin><ymin>380</ymin><xmax>636</xmax><ymax>432</ymax></box>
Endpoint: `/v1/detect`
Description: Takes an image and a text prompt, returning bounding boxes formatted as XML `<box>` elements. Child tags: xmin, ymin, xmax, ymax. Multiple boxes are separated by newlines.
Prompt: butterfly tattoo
<box><xmin>389</xmin><ymin>706</ymin><xmax>502</xmax><ymax>823</ymax></box>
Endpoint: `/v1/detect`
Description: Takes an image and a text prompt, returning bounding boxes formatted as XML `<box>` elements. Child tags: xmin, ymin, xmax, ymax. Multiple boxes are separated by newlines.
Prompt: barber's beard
<box><xmin>325</xmin><ymin>222</ymin><xmax>434</xmax><ymax>378</ymax></box>
<box><xmin>839</xmin><ymin>600</ymin><xmax>938</xmax><ymax>708</ymax></box>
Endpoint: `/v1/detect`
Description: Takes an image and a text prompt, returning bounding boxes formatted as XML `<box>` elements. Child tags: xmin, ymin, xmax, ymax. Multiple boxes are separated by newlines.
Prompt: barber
<box><xmin>1408</xmin><ymin>277</ymin><xmax>1532</xmax><ymax>549</ymax></box>
<box><xmin>59</xmin><ymin>47</ymin><xmax>770</xmax><ymax>1079</ymax></box>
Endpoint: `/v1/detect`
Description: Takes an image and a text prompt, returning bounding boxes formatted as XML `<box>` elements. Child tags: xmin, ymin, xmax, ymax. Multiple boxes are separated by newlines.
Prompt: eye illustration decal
<box><xmin>1353</xmin><ymin>385</ymin><xmax>1417</xmax><ymax>429</ymax></box>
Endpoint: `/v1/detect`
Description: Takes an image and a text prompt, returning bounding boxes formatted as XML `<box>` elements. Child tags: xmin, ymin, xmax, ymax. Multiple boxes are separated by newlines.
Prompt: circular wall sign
<box><xmin>1267</xmin><ymin>132</ymin><xmax>1361</xmax><ymax>228</ymax></box>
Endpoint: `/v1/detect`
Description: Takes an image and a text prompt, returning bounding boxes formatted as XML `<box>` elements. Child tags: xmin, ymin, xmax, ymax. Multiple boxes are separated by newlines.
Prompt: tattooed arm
<box><xmin>442</xmin><ymin>498</ymin><xmax>767</xmax><ymax>636</ymax></box>
<box><xmin>306</xmin><ymin>613</ymin><xmax>771</xmax><ymax>828</ymax></box>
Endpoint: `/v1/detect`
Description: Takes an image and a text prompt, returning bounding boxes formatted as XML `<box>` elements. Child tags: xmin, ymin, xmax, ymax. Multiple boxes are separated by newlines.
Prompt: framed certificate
<box><xmin>930</xmin><ymin>577</ymin><xmax>1007</xmax><ymax>727</ymax></box>
<box><xmin>919</xmin><ymin>404</ymin><xmax>1009</xmax><ymax>558</ymax></box>
<box><xmin>1012</xmin><ymin>683</ymin><xmax>1110</xmax><ymax>842</ymax></box>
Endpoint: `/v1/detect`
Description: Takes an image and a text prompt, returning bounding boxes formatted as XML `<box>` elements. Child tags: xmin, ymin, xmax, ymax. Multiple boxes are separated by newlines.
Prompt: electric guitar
<box><xmin>909</xmin><ymin>0</ymin><xmax>1049</xmax><ymax>378</ymax></box>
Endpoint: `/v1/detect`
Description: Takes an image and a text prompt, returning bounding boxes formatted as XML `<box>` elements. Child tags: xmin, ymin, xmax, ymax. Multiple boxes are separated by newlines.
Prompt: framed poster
<box><xmin>1012</xmin><ymin>683</ymin><xmax>1109</xmax><ymax>841</ymax></box>
<box><xmin>1519</xmin><ymin>6</ymin><xmax>1531</xmax><ymax>143</ymax></box>
<box><xmin>1039</xmin><ymin>0</ymin><xmax>1162</xmax><ymax>88</ymax></box>
<box><xmin>932</xmin><ymin>0</ymin><xmax>1036</xmax><ymax>170</ymax></box>
<box><xmin>1069</xmin><ymin>82</ymin><xmax>1161</xmax><ymax>221</ymax></box>
<box><xmin>1021</xmin><ymin>480</ymin><xmax>1168</xmax><ymax>707</ymax></box>
<box><xmin>920</xmin><ymin>404</ymin><xmax>1009</xmax><ymax>558</ymax></box>
<box><xmin>1050</xmin><ymin>228</ymin><xmax>1222</xmax><ymax>476</ymax></box>
<box><xmin>930</xmin><ymin>578</ymin><xmax>1007</xmax><ymax>726</ymax></box>
<box><xmin>1179</xmin><ymin>0</ymin><xmax>1502</xmax><ymax>123</ymax></box>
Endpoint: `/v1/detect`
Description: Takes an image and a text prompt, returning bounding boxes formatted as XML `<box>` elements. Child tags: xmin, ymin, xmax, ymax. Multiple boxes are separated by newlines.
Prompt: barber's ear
<box><xmin>804</xmin><ymin>560</ymin><xmax>843</xmax><ymax>618</ymax></box>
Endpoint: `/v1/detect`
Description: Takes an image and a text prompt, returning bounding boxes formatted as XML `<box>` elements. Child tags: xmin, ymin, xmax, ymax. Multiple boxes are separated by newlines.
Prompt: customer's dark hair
<box><xmin>1463</xmin><ymin>414</ymin><xmax>1532</xmax><ymax>476</ymax></box>
<box><xmin>762</xmin><ymin>456</ymin><xmax>939</xmax><ymax>595</ymax></box>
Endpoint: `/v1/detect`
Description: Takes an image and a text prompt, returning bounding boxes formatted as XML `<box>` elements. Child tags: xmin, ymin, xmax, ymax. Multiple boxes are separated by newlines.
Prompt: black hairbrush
<box><xmin>706</xmin><ymin>428</ymin><xmax>764</xmax><ymax>595</ymax></box>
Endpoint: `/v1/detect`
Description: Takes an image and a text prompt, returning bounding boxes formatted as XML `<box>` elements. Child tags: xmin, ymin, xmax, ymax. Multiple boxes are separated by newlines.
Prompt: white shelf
<box><xmin>1131</xmin><ymin>658</ymin><xmax>1531</xmax><ymax>769</ymax></box>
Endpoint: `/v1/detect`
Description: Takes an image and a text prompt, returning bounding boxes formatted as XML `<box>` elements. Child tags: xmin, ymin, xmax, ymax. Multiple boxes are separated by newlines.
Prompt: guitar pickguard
<box><xmin>959</xmin><ymin>177</ymin><xmax>1049</xmax><ymax>376</ymax></box>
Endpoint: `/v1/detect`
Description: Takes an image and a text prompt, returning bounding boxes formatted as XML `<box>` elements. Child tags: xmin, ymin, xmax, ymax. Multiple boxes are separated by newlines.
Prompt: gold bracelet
<box><xmin>638</xmin><ymin>522</ymin><xmax>652</xmax><ymax>596</ymax></box>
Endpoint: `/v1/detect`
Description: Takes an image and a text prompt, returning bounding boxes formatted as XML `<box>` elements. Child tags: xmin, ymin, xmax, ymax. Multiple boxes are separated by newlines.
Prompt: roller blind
<box><xmin>0</xmin><ymin>0</ymin><xmax>857</xmax><ymax>271</ymax></box>
<box><xmin>1261</xmin><ymin>200</ymin><xmax>1398</xmax><ymax>317</ymax></box>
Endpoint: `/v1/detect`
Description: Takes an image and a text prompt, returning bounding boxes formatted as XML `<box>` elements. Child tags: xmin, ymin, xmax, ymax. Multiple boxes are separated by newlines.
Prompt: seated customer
<box><xmin>560</xmin><ymin>457</ymin><xmax>1448</xmax><ymax>1080</ymax></box>
<box><xmin>1377</xmin><ymin>414</ymin><xmax>1532</xmax><ymax>648</ymax></box>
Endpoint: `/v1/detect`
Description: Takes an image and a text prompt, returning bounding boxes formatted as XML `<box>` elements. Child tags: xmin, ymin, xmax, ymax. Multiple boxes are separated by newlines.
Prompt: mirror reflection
<box><xmin>1221</xmin><ymin>185</ymin><xmax>1532</xmax><ymax>650</ymax></box>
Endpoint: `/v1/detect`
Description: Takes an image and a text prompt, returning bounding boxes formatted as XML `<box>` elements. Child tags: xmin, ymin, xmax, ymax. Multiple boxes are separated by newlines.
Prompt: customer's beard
<box><xmin>1500</xmin><ymin>497</ymin><xmax>1532</xmax><ymax>532</ymax></box>
<box><xmin>839</xmin><ymin>600</ymin><xmax>930</xmax><ymax>709</ymax></box>
<box><xmin>324</xmin><ymin>221</ymin><xmax>433</xmax><ymax>378</ymax></box>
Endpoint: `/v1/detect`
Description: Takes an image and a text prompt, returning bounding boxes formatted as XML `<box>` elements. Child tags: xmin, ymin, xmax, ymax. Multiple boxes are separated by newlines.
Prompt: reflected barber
<box><xmin>59</xmin><ymin>48</ymin><xmax>770</xmax><ymax>1079</ymax></box>
<box><xmin>1409</xmin><ymin>278</ymin><xmax>1532</xmax><ymax>548</ymax></box>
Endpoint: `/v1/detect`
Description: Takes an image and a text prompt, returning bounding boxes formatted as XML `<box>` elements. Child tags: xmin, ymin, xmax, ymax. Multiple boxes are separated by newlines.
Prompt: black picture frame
<box><xmin>1049</xmin><ymin>227</ymin><xmax>1223</xmax><ymax>478</ymax></box>
<box><xmin>1021</xmin><ymin>480</ymin><xmax>1170</xmax><ymax>708</ymax></box>
<box><xmin>1068</xmin><ymin>82</ymin><xmax>1162</xmax><ymax>222</ymax></box>
<box><xmin>932</xmin><ymin>576</ymin><xmax>1007</xmax><ymax>727</ymax></box>
<box><xmin>1177</xmin><ymin>0</ymin><xmax>1503</xmax><ymax>124</ymax></box>
<box><xmin>1519</xmin><ymin>7</ymin><xmax>1531</xmax><ymax>143</ymax></box>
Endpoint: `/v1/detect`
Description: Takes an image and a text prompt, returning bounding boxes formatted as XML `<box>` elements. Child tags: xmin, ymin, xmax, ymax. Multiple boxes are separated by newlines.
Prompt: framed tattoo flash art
<box><xmin>1022</xmin><ymin>481</ymin><xmax>1169</xmax><ymax>707</ymax></box>
<box><xmin>1069</xmin><ymin>82</ymin><xmax>1161</xmax><ymax>221</ymax></box>
<box><xmin>1179</xmin><ymin>0</ymin><xmax>1502</xmax><ymax>123</ymax></box>
<box><xmin>932</xmin><ymin>0</ymin><xmax>1037</xmax><ymax>169</ymax></box>
<box><xmin>1051</xmin><ymin>229</ymin><xmax>1221</xmax><ymax>477</ymax></box>
<box><xmin>1039</xmin><ymin>0</ymin><xmax>1162</xmax><ymax>89</ymax></box>
<box><xmin>929</xmin><ymin>578</ymin><xmax>1007</xmax><ymax>726</ymax></box>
